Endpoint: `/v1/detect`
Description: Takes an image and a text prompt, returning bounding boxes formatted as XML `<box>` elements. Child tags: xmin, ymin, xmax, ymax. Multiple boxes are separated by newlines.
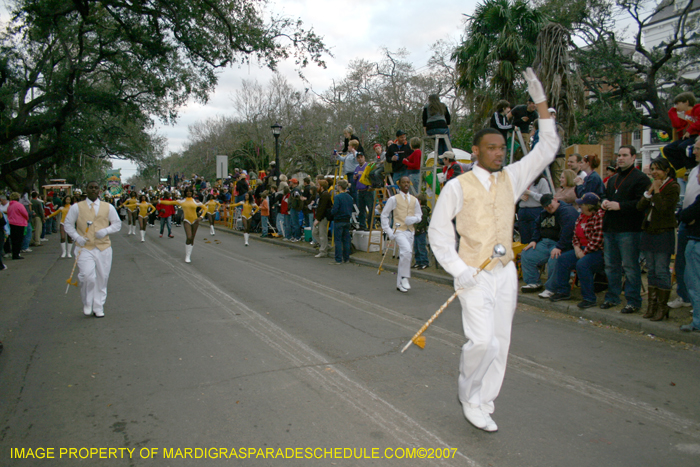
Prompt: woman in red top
<box><xmin>550</xmin><ymin>193</ymin><xmax>606</xmax><ymax>308</ymax></box>
<box><xmin>7</xmin><ymin>192</ymin><xmax>29</xmax><ymax>260</ymax></box>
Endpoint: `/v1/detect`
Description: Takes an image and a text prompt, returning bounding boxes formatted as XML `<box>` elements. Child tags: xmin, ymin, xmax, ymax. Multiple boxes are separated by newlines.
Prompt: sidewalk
<box><xmin>216</xmin><ymin>225</ymin><xmax>700</xmax><ymax>347</ymax></box>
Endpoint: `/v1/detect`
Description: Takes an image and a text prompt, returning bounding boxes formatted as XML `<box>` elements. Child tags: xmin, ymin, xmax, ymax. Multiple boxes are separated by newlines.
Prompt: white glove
<box><xmin>405</xmin><ymin>216</ymin><xmax>419</xmax><ymax>226</ymax></box>
<box><xmin>455</xmin><ymin>266</ymin><xmax>479</xmax><ymax>290</ymax></box>
<box><xmin>385</xmin><ymin>231</ymin><xmax>395</xmax><ymax>241</ymax></box>
<box><xmin>523</xmin><ymin>67</ymin><xmax>546</xmax><ymax>104</ymax></box>
<box><xmin>75</xmin><ymin>236</ymin><xmax>88</xmax><ymax>247</ymax></box>
<box><xmin>94</xmin><ymin>229</ymin><xmax>107</xmax><ymax>239</ymax></box>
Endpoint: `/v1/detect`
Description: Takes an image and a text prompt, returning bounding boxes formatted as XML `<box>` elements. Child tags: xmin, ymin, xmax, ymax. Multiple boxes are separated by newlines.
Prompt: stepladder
<box><xmin>419</xmin><ymin>134</ymin><xmax>453</xmax><ymax>209</ymax></box>
<box><xmin>367</xmin><ymin>184</ymin><xmax>392</xmax><ymax>253</ymax></box>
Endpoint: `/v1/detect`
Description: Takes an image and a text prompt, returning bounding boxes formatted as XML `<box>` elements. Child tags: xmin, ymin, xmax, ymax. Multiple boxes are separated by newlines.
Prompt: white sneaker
<box><xmin>401</xmin><ymin>277</ymin><xmax>411</xmax><ymax>290</ymax></box>
<box><xmin>521</xmin><ymin>283</ymin><xmax>543</xmax><ymax>293</ymax></box>
<box><xmin>40</xmin><ymin>238</ymin><xmax>49</xmax><ymax>242</ymax></box>
<box><xmin>21</xmin><ymin>248</ymin><xmax>32</xmax><ymax>253</ymax></box>
<box><xmin>83</xmin><ymin>305</ymin><xmax>93</xmax><ymax>316</ymax></box>
<box><xmin>668</xmin><ymin>296</ymin><xmax>692</xmax><ymax>308</ymax></box>
<box><xmin>538</xmin><ymin>289</ymin><xmax>554</xmax><ymax>299</ymax></box>
<box><xmin>314</xmin><ymin>253</ymin><xmax>327</xmax><ymax>258</ymax></box>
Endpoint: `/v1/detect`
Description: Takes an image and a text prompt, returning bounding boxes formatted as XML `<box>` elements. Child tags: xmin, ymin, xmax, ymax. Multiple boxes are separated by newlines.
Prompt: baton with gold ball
<box><xmin>401</xmin><ymin>244</ymin><xmax>507</xmax><ymax>353</ymax></box>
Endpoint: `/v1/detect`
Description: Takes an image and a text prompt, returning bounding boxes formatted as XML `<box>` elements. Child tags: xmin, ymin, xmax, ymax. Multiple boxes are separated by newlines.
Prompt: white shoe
<box><xmin>538</xmin><ymin>289</ymin><xmax>554</xmax><ymax>299</ymax></box>
<box><xmin>40</xmin><ymin>238</ymin><xmax>49</xmax><ymax>242</ymax></box>
<box><xmin>314</xmin><ymin>253</ymin><xmax>327</xmax><ymax>258</ymax></box>
<box><xmin>210</xmin><ymin>226</ymin><xmax>215</xmax><ymax>235</ymax></box>
<box><xmin>462</xmin><ymin>405</ymin><xmax>498</xmax><ymax>432</ymax></box>
<box><xmin>140</xmin><ymin>231</ymin><xmax>145</xmax><ymax>242</ymax></box>
<box><xmin>401</xmin><ymin>277</ymin><xmax>411</xmax><ymax>290</ymax></box>
<box><xmin>244</xmin><ymin>233</ymin><xmax>249</xmax><ymax>246</ymax></box>
<box><xmin>185</xmin><ymin>244</ymin><xmax>193</xmax><ymax>263</ymax></box>
<box><xmin>60</xmin><ymin>243</ymin><xmax>67</xmax><ymax>258</ymax></box>
<box><xmin>83</xmin><ymin>305</ymin><xmax>93</xmax><ymax>316</ymax></box>
<box><xmin>521</xmin><ymin>283</ymin><xmax>543</xmax><ymax>293</ymax></box>
<box><xmin>397</xmin><ymin>284</ymin><xmax>408</xmax><ymax>293</ymax></box>
<box><xmin>93</xmin><ymin>309</ymin><xmax>104</xmax><ymax>318</ymax></box>
<box><xmin>668</xmin><ymin>296</ymin><xmax>692</xmax><ymax>308</ymax></box>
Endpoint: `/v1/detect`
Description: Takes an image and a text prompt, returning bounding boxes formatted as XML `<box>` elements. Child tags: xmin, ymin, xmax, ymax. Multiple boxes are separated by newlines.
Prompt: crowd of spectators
<box><xmin>3</xmin><ymin>90</ymin><xmax>700</xmax><ymax>334</ymax></box>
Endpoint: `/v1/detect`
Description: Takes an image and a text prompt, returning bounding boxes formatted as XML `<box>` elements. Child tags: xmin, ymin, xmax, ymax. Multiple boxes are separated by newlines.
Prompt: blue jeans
<box><xmin>684</xmin><ymin>240</ymin><xmax>700</xmax><ymax>329</ymax></box>
<box><xmin>644</xmin><ymin>249</ymin><xmax>672</xmax><ymax>289</ymax></box>
<box><xmin>517</xmin><ymin>206</ymin><xmax>543</xmax><ymax>244</ymax></box>
<box><xmin>414</xmin><ymin>232</ymin><xmax>429</xmax><ymax>266</ymax></box>
<box><xmin>289</xmin><ymin>208</ymin><xmax>301</xmax><ymax>239</ymax></box>
<box><xmin>159</xmin><ymin>216</ymin><xmax>172</xmax><ymax>235</ymax></box>
<box><xmin>604</xmin><ymin>231</ymin><xmax>643</xmax><ymax>307</ymax></box>
<box><xmin>520</xmin><ymin>238</ymin><xmax>558</xmax><ymax>290</ymax></box>
<box><xmin>427</xmin><ymin>128</ymin><xmax>450</xmax><ymax>156</ymax></box>
<box><xmin>261</xmin><ymin>216</ymin><xmax>269</xmax><ymax>236</ymax></box>
<box><xmin>554</xmin><ymin>249</ymin><xmax>605</xmax><ymax>302</ymax></box>
<box><xmin>277</xmin><ymin>214</ymin><xmax>290</xmax><ymax>238</ymax></box>
<box><xmin>22</xmin><ymin>221</ymin><xmax>32</xmax><ymax>250</ymax></box>
<box><xmin>334</xmin><ymin>221</ymin><xmax>351</xmax><ymax>263</ymax></box>
<box><xmin>356</xmin><ymin>190</ymin><xmax>373</xmax><ymax>230</ymax></box>
<box><xmin>675</xmin><ymin>223</ymin><xmax>690</xmax><ymax>302</ymax></box>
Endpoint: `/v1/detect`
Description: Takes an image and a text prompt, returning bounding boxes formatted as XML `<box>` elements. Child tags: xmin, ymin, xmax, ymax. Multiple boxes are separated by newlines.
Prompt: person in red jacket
<box><xmin>662</xmin><ymin>92</ymin><xmax>700</xmax><ymax>175</ymax></box>
<box><xmin>402</xmin><ymin>137</ymin><xmax>422</xmax><ymax>194</ymax></box>
<box><xmin>156</xmin><ymin>192</ymin><xmax>176</xmax><ymax>238</ymax></box>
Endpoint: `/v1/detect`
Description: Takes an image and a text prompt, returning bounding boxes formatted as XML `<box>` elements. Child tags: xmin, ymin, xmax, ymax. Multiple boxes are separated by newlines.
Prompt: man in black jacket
<box><xmin>510</xmin><ymin>99</ymin><xmax>538</xmax><ymax>151</ymax></box>
<box><xmin>600</xmin><ymin>145</ymin><xmax>651</xmax><ymax>313</ymax></box>
<box><xmin>386</xmin><ymin>130</ymin><xmax>411</xmax><ymax>181</ymax></box>
<box><xmin>520</xmin><ymin>194</ymin><xmax>578</xmax><ymax>296</ymax></box>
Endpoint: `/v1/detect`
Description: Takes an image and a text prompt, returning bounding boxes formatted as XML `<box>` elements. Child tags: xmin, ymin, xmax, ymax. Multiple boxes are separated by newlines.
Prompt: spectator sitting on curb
<box><xmin>549</xmin><ymin>193</ymin><xmax>606</xmax><ymax>308</ymax></box>
<box><xmin>520</xmin><ymin>193</ymin><xmax>578</xmax><ymax>297</ymax></box>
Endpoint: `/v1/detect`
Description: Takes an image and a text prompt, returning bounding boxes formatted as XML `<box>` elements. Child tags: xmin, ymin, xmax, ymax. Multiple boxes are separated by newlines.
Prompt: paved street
<box><xmin>1</xmin><ymin>227</ymin><xmax>700</xmax><ymax>466</ymax></box>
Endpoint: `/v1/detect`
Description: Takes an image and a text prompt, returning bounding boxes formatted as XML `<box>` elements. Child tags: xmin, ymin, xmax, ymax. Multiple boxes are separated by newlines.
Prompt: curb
<box><xmin>215</xmin><ymin>225</ymin><xmax>700</xmax><ymax>347</ymax></box>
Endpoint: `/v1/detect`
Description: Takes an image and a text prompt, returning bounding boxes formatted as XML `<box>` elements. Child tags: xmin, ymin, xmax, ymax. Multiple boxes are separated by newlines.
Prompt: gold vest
<box><xmin>77</xmin><ymin>200</ymin><xmax>112</xmax><ymax>251</ymax></box>
<box><xmin>394</xmin><ymin>193</ymin><xmax>417</xmax><ymax>233</ymax></box>
<box><xmin>455</xmin><ymin>171</ymin><xmax>514</xmax><ymax>270</ymax></box>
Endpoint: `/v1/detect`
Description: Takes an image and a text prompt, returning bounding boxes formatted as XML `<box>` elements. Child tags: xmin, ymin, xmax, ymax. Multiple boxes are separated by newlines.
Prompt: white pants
<box><xmin>77</xmin><ymin>246</ymin><xmax>113</xmax><ymax>314</ymax></box>
<box><xmin>457</xmin><ymin>261</ymin><xmax>518</xmax><ymax>414</ymax></box>
<box><xmin>394</xmin><ymin>230</ymin><xmax>414</xmax><ymax>288</ymax></box>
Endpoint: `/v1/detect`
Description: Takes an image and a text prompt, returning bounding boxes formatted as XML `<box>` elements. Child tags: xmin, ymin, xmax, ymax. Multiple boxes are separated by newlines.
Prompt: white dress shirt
<box><xmin>64</xmin><ymin>198</ymin><xmax>122</xmax><ymax>241</ymax></box>
<box><xmin>429</xmin><ymin>118</ymin><xmax>560</xmax><ymax>278</ymax></box>
<box><xmin>380</xmin><ymin>192</ymin><xmax>422</xmax><ymax>236</ymax></box>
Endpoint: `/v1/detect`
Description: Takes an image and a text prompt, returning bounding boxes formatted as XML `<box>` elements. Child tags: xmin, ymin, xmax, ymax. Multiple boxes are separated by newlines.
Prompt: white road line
<box><xmin>137</xmin><ymin>240</ymin><xmax>478</xmax><ymax>467</ymax></box>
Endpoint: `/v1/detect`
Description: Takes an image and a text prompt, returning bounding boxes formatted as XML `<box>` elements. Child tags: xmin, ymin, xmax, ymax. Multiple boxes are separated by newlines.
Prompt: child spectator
<box><xmin>402</xmin><ymin>137</ymin><xmax>422</xmax><ymax>194</ymax></box>
<box><xmin>412</xmin><ymin>193</ymin><xmax>431</xmax><ymax>269</ymax></box>
<box><xmin>662</xmin><ymin>92</ymin><xmax>700</xmax><ymax>174</ymax></box>
<box><xmin>259</xmin><ymin>191</ymin><xmax>270</xmax><ymax>237</ymax></box>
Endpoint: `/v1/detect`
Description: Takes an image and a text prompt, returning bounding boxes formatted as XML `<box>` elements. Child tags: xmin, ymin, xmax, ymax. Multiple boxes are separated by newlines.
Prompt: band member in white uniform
<box><xmin>64</xmin><ymin>181</ymin><xmax>122</xmax><ymax>318</ymax></box>
<box><xmin>381</xmin><ymin>176</ymin><xmax>422</xmax><ymax>293</ymax></box>
<box><xmin>429</xmin><ymin>68</ymin><xmax>558</xmax><ymax>432</ymax></box>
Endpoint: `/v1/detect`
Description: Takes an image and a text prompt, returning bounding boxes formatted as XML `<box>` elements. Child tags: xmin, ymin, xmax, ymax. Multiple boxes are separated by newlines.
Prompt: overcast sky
<box><xmin>112</xmin><ymin>0</ymin><xmax>480</xmax><ymax>176</ymax></box>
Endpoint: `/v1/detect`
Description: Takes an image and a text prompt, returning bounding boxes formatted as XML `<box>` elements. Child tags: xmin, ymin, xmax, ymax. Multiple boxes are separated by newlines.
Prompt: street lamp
<box><xmin>271</xmin><ymin>123</ymin><xmax>282</xmax><ymax>168</ymax></box>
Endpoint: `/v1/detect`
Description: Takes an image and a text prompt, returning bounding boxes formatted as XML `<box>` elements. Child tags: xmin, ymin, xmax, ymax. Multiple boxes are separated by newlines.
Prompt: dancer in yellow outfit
<box><xmin>158</xmin><ymin>187</ymin><xmax>206</xmax><ymax>262</ymax></box>
<box><xmin>136</xmin><ymin>195</ymin><xmax>156</xmax><ymax>242</ymax></box>
<box><xmin>119</xmin><ymin>192</ymin><xmax>139</xmax><ymax>235</ymax></box>
<box><xmin>204</xmin><ymin>195</ymin><xmax>221</xmax><ymax>236</ymax></box>
<box><xmin>231</xmin><ymin>192</ymin><xmax>259</xmax><ymax>246</ymax></box>
<box><xmin>47</xmin><ymin>195</ymin><xmax>75</xmax><ymax>258</ymax></box>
